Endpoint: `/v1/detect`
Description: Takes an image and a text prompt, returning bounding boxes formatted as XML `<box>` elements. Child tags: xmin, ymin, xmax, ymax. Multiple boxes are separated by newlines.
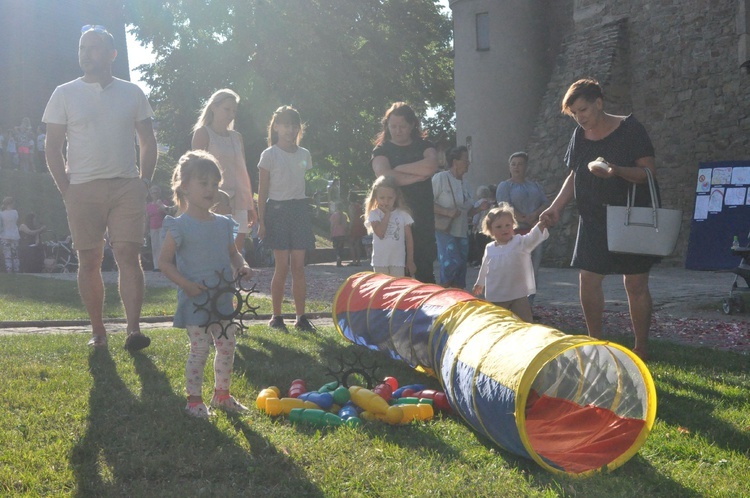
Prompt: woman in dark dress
<box><xmin>371</xmin><ymin>102</ymin><xmax>439</xmax><ymax>283</ymax></box>
<box><xmin>541</xmin><ymin>78</ymin><xmax>659</xmax><ymax>360</ymax></box>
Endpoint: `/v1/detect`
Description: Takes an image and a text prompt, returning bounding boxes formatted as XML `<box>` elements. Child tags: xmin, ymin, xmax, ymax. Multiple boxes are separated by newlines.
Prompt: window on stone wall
<box><xmin>476</xmin><ymin>13</ymin><xmax>490</xmax><ymax>51</ymax></box>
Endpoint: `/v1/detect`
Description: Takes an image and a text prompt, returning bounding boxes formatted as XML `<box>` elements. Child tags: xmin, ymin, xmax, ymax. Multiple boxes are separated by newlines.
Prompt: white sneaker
<box><xmin>210</xmin><ymin>394</ymin><xmax>249</xmax><ymax>413</ymax></box>
<box><xmin>185</xmin><ymin>402</ymin><xmax>211</xmax><ymax>418</ymax></box>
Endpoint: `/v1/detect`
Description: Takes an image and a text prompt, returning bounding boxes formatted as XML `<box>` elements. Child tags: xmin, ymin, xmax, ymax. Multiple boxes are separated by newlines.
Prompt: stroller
<box><xmin>722</xmin><ymin>231</ymin><xmax>750</xmax><ymax>315</ymax></box>
<box><xmin>42</xmin><ymin>234</ymin><xmax>78</xmax><ymax>273</ymax></box>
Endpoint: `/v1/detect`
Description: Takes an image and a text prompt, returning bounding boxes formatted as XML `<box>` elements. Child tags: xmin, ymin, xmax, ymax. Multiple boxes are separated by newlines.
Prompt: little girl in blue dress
<box><xmin>159</xmin><ymin>150</ymin><xmax>253</xmax><ymax>418</ymax></box>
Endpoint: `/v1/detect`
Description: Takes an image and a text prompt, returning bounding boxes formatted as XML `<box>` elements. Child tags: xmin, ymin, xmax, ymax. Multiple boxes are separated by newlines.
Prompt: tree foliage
<box><xmin>125</xmin><ymin>0</ymin><xmax>454</xmax><ymax>190</ymax></box>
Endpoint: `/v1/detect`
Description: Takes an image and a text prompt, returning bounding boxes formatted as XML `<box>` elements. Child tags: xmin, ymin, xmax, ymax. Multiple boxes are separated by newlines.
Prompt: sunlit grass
<box><xmin>0</xmin><ymin>273</ymin><xmax>330</xmax><ymax>321</ymax></box>
<box><xmin>0</xmin><ymin>325</ymin><xmax>747</xmax><ymax>496</ymax></box>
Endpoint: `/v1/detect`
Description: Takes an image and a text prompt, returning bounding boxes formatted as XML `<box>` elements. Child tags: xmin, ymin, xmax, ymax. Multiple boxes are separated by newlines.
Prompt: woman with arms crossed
<box><xmin>371</xmin><ymin>102</ymin><xmax>438</xmax><ymax>283</ymax></box>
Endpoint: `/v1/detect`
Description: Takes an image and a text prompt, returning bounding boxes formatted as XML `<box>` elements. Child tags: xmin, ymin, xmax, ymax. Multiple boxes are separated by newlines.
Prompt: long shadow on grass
<box><xmin>70</xmin><ymin>348</ymin><xmax>320</xmax><ymax>496</ymax></box>
<box><xmin>233</xmin><ymin>333</ymin><xmax>464</xmax><ymax>461</ymax></box>
<box><xmin>648</xmin><ymin>343</ymin><xmax>750</xmax><ymax>455</ymax></box>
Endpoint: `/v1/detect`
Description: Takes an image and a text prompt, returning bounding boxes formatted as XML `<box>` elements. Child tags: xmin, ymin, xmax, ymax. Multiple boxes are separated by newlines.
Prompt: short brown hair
<box><xmin>561</xmin><ymin>78</ymin><xmax>604</xmax><ymax>116</ymax></box>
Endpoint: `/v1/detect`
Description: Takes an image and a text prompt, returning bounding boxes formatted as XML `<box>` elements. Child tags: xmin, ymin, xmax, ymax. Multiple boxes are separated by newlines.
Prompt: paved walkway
<box><xmin>2</xmin><ymin>263</ymin><xmax>748</xmax><ymax>355</ymax></box>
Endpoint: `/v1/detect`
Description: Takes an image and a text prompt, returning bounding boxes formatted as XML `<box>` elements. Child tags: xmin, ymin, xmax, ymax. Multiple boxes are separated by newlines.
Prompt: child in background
<box><xmin>158</xmin><ymin>151</ymin><xmax>252</xmax><ymax>418</ymax></box>
<box><xmin>329</xmin><ymin>202</ymin><xmax>349</xmax><ymax>267</ymax></box>
<box><xmin>469</xmin><ymin>185</ymin><xmax>495</xmax><ymax>267</ymax></box>
<box><xmin>256</xmin><ymin>106</ymin><xmax>316</xmax><ymax>332</ymax></box>
<box><xmin>363</xmin><ymin>175</ymin><xmax>416</xmax><ymax>277</ymax></box>
<box><xmin>6</xmin><ymin>132</ymin><xmax>17</xmax><ymax>169</ymax></box>
<box><xmin>146</xmin><ymin>185</ymin><xmax>168</xmax><ymax>271</ymax></box>
<box><xmin>0</xmin><ymin>196</ymin><xmax>21</xmax><ymax>272</ymax></box>
<box><xmin>473</xmin><ymin>202</ymin><xmax>548</xmax><ymax>323</ymax></box>
<box><xmin>347</xmin><ymin>191</ymin><xmax>367</xmax><ymax>266</ymax></box>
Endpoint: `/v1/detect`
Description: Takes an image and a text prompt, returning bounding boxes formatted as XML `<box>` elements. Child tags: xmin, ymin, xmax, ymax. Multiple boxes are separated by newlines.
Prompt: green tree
<box><xmin>125</xmin><ymin>0</ymin><xmax>454</xmax><ymax>192</ymax></box>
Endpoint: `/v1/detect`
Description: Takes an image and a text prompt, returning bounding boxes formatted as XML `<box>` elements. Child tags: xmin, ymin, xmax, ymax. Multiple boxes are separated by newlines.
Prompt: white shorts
<box><xmin>373</xmin><ymin>265</ymin><xmax>405</xmax><ymax>277</ymax></box>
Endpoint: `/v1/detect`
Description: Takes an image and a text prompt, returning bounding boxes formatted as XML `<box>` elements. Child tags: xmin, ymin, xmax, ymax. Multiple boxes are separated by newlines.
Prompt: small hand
<box><xmin>539</xmin><ymin>208</ymin><xmax>558</xmax><ymax>227</ymax></box>
<box><xmin>183</xmin><ymin>281</ymin><xmax>207</xmax><ymax>298</ymax></box>
<box><xmin>236</xmin><ymin>265</ymin><xmax>253</xmax><ymax>280</ymax></box>
<box><xmin>472</xmin><ymin>284</ymin><xmax>484</xmax><ymax>296</ymax></box>
<box><xmin>407</xmin><ymin>260</ymin><xmax>417</xmax><ymax>277</ymax></box>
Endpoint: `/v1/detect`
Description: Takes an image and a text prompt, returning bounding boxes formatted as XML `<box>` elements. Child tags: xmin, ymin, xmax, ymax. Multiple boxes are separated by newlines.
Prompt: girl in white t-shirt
<box><xmin>473</xmin><ymin>202</ymin><xmax>548</xmax><ymax>322</ymax></box>
<box><xmin>256</xmin><ymin>106</ymin><xmax>316</xmax><ymax>332</ymax></box>
<box><xmin>364</xmin><ymin>176</ymin><xmax>416</xmax><ymax>277</ymax></box>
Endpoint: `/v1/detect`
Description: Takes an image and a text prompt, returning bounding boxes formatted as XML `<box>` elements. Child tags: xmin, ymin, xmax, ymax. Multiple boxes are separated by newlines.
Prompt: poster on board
<box><xmin>685</xmin><ymin>161</ymin><xmax>750</xmax><ymax>270</ymax></box>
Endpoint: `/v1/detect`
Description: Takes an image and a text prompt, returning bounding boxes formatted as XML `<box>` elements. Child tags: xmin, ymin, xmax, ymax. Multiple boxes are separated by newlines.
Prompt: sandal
<box><xmin>124</xmin><ymin>331</ymin><xmax>151</xmax><ymax>352</ymax></box>
<box><xmin>632</xmin><ymin>347</ymin><xmax>649</xmax><ymax>362</ymax></box>
<box><xmin>87</xmin><ymin>335</ymin><xmax>108</xmax><ymax>348</ymax></box>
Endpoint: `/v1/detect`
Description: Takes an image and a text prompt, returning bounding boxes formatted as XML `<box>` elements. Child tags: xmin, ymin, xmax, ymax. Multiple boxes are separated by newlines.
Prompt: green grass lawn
<box><xmin>0</xmin><ymin>328</ymin><xmax>748</xmax><ymax>496</ymax></box>
<box><xmin>0</xmin><ymin>274</ymin><xmax>330</xmax><ymax>322</ymax></box>
<box><xmin>0</xmin><ymin>275</ymin><xmax>748</xmax><ymax>496</ymax></box>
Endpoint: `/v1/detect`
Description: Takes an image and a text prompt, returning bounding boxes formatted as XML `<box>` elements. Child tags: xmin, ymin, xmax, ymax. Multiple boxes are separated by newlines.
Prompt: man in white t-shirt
<box><xmin>43</xmin><ymin>25</ymin><xmax>158</xmax><ymax>351</ymax></box>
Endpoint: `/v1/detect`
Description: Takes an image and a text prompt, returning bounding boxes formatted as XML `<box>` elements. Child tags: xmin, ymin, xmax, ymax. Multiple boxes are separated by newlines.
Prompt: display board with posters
<box><xmin>685</xmin><ymin>161</ymin><xmax>750</xmax><ymax>270</ymax></box>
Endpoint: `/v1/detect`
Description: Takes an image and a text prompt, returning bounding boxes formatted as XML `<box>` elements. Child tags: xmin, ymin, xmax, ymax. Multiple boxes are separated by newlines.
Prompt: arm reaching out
<box><xmin>540</xmin><ymin>171</ymin><xmax>575</xmax><ymax>227</ymax></box>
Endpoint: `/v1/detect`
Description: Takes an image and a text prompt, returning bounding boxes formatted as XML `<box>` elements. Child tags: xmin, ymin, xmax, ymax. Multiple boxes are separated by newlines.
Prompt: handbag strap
<box><xmin>627</xmin><ymin>168</ymin><xmax>660</xmax><ymax>209</ymax></box>
<box><xmin>625</xmin><ymin>168</ymin><xmax>661</xmax><ymax>228</ymax></box>
<box><xmin>446</xmin><ymin>173</ymin><xmax>458</xmax><ymax>209</ymax></box>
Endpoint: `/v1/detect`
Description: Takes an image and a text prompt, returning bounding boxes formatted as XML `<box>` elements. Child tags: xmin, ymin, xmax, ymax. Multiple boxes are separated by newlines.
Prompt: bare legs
<box><xmin>78</xmin><ymin>241</ymin><xmax>144</xmax><ymax>338</ymax></box>
<box><xmin>624</xmin><ymin>273</ymin><xmax>652</xmax><ymax>357</ymax></box>
<box><xmin>579</xmin><ymin>269</ymin><xmax>652</xmax><ymax>358</ymax></box>
<box><xmin>112</xmin><ymin>241</ymin><xmax>145</xmax><ymax>333</ymax></box>
<box><xmin>270</xmin><ymin>249</ymin><xmax>307</xmax><ymax>316</ymax></box>
<box><xmin>77</xmin><ymin>245</ymin><xmax>106</xmax><ymax>338</ymax></box>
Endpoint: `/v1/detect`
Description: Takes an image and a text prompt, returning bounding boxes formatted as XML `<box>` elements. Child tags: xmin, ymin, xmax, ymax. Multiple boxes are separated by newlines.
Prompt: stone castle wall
<box><xmin>526</xmin><ymin>0</ymin><xmax>750</xmax><ymax>266</ymax></box>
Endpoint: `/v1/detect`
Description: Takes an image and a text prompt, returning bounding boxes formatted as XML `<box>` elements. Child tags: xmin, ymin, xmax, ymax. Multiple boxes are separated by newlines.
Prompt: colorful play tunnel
<box><xmin>333</xmin><ymin>272</ymin><xmax>657</xmax><ymax>476</ymax></box>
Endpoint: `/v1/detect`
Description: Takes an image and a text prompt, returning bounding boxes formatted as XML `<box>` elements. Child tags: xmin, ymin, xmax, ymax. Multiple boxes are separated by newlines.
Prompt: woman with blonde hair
<box><xmin>192</xmin><ymin>89</ymin><xmax>256</xmax><ymax>252</ymax></box>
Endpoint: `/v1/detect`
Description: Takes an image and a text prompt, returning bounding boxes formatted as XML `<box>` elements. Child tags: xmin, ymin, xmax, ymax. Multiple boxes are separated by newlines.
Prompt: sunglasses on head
<box><xmin>81</xmin><ymin>24</ymin><xmax>108</xmax><ymax>34</ymax></box>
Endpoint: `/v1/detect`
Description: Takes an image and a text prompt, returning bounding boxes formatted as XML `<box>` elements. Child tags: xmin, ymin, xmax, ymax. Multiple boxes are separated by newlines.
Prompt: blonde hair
<box><xmin>267</xmin><ymin>105</ymin><xmax>304</xmax><ymax>146</ymax></box>
<box><xmin>171</xmin><ymin>150</ymin><xmax>222</xmax><ymax>213</ymax></box>
<box><xmin>1</xmin><ymin>196</ymin><xmax>14</xmax><ymax>210</ymax></box>
<box><xmin>193</xmin><ymin>88</ymin><xmax>240</xmax><ymax>133</ymax></box>
<box><xmin>482</xmin><ymin>202</ymin><xmax>518</xmax><ymax>237</ymax></box>
<box><xmin>364</xmin><ymin>176</ymin><xmax>409</xmax><ymax>219</ymax></box>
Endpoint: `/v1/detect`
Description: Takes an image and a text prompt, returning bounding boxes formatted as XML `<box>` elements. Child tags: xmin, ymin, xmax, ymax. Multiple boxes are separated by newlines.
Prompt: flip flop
<box><xmin>124</xmin><ymin>331</ymin><xmax>151</xmax><ymax>352</ymax></box>
<box><xmin>87</xmin><ymin>335</ymin><xmax>108</xmax><ymax>348</ymax></box>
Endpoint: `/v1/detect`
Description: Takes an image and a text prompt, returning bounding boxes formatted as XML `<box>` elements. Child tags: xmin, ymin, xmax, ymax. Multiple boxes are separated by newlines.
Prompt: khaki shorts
<box><xmin>64</xmin><ymin>178</ymin><xmax>147</xmax><ymax>251</ymax></box>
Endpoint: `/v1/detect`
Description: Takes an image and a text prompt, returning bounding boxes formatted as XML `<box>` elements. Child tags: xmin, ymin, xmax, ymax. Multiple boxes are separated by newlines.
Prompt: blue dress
<box><xmin>162</xmin><ymin>213</ymin><xmax>238</xmax><ymax>327</ymax></box>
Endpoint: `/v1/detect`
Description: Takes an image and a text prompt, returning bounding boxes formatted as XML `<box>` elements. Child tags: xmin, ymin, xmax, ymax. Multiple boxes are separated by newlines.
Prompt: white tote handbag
<box><xmin>606</xmin><ymin>168</ymin><xmax>682</xmax><ymax>257</ymax></box>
